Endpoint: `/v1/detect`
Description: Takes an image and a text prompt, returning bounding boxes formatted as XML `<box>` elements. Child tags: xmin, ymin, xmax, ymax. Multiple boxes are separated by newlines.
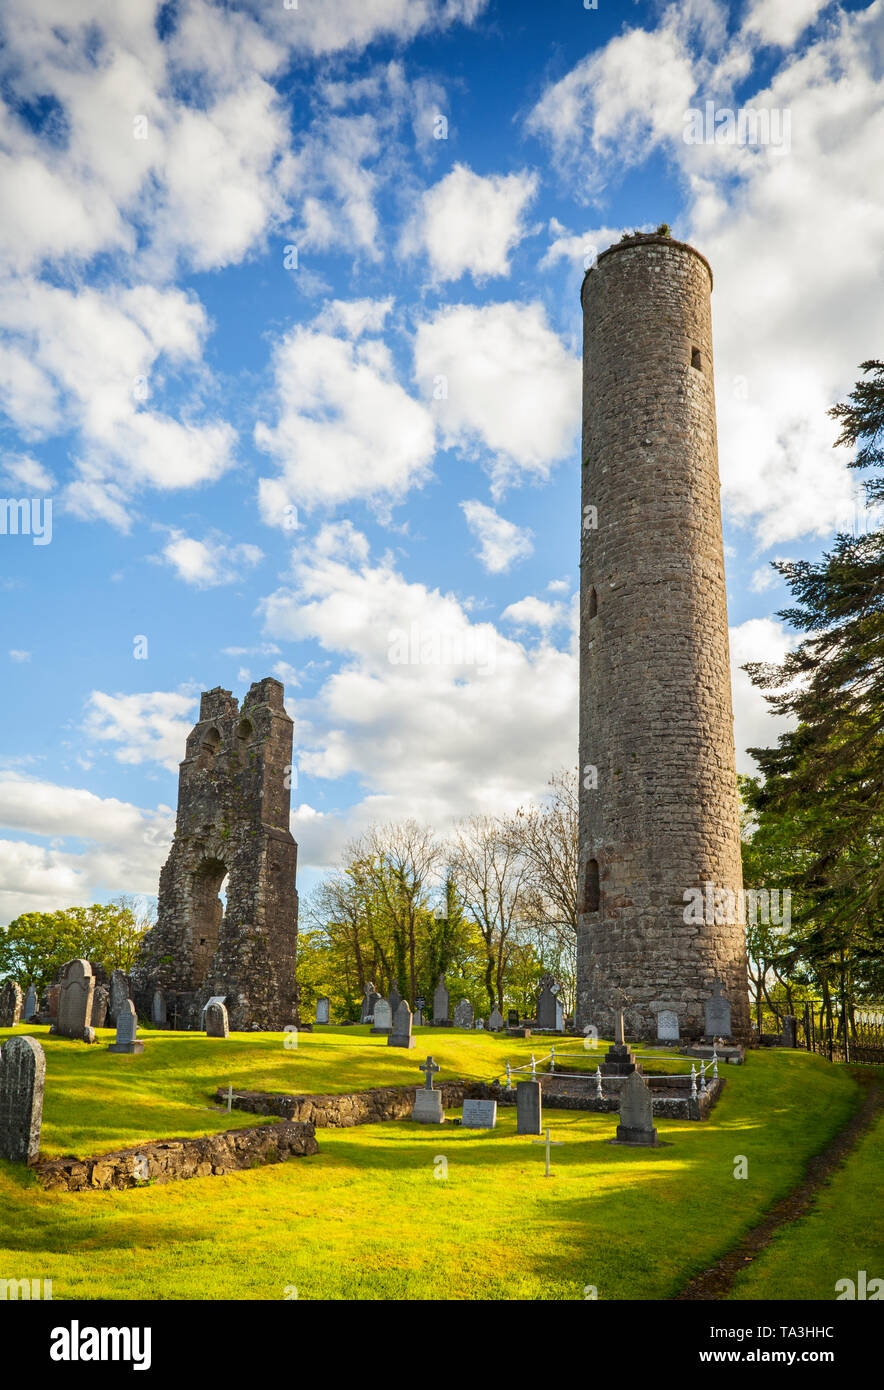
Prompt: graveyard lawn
<box><xmin>729</xmin><ymin>1077</ymin><xmax>884</xmax><ymax>1301</ymax></box>
<box><xmin>0</xmin><ymin>1031</ymin><xmax>876</xmax><ymax>1301</ymax></box>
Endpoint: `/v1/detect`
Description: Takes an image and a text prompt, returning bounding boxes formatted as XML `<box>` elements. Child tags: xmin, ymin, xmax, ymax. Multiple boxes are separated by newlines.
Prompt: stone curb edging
<box><xmin>34</xmin><ymin>1120</ymin><xmax>318</xmax><ymax>1192</ymax></box>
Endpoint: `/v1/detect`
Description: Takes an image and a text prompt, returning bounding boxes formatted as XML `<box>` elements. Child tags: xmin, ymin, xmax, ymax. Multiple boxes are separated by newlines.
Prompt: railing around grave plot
<box><xmin>496</xmin><ymin>1042</ymin><xmax>721</xmax><ymax>1102</ymax></box>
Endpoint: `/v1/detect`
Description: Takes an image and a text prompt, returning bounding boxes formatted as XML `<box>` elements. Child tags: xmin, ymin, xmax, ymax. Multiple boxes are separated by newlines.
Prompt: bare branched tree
<box><xmin>450</xmin><ymin>814</ymin><xmax>531</xmax><ymax>1014</ymax></box>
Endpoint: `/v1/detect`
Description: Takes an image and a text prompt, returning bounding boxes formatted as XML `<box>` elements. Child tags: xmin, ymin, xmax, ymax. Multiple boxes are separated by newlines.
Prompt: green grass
<box><xmin>730</xmin><ymin>1088</ymin><xmax>884</xmax><ymax>1301</ymax></box>
<box><xmin>0</xmin><ymin>1027</ymin><xmax>877</xmax><ymax>1300</ymax></box>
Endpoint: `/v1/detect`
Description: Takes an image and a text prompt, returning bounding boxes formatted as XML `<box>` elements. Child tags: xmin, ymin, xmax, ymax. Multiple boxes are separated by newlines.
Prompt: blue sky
<box><xmin>1</xmin><ymin>0</ymin><xmax>882</xmax><ymax>921</ymax></box>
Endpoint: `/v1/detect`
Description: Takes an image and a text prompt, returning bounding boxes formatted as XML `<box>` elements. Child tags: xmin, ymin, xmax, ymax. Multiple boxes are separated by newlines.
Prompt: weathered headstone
<box><xmin>205</xmin><ymin>1001</ymin><xmax>229</xmax><ymax>1038</ymax></box>
<box><xmin>507</xmin><ymin>1009</ymin><xmax>519</xmax><ymax>1028</ymax></box>
<box><xmin>388</xmin><ymin>984</ymin><xmax>403</xmax><ymax>1017</ymax></box>
<box><xmin>0</xmin><ymin>1035</ymin><xmax>45</xmax><ymax>1163</ymax></box>
<box><xmin>462</xmin><ymin>1098</ymin><xmax>497</xmax><ymax>1129</ymax></box>
<box><xmin>315</xmin><ymin>996</ymin><xmax>330</xmax><ymax>1025</ymax></box>
<box><xmin>453</xmin><ymin>998</ymin><xmax>474</xmax><ymax>1030</ymax></box>
<box><xmin>107</xmin><ymin>1000</ymin><xmax>145</xmax><ymax>1055</ymax></box>
<box><xmin>614</xmin><ymin>1072</ymin><xmax>658</xmax><ymax>1146</ymax></box>
<box><xmin>412</xmin><ymin>1055</ymin><xmax>444</xmax><ymax>1123</ymax></box>
<box><xmin>488</xmin><ymin>1007</ymin><xmax>504</xmax><ymax>1032</ymax></box>
<box><xmin>555</xmin><ymin>998</ymin><xmax>564</xmax><ymax>1031</ymax></box>
<box><xmin>151</xmin><ymin>989</ymin><xmax>167</xmax><ymax>1026</ymax></box>
<box><xmin>657</xmin><ymin>1010</ymin><xmax>680</xmax><ymax>1042</ymax></box>
<box><xmin>53</xmin><ymin>959</ymin><xmax>95</xmax><ymax>1042</ymax></box>
<box><xmin>432</xmin><ymin>975</ymin><xmax>450</xmax><ymax>1025</ymax></box>
<box><xmin>536</xmin><ymin>974</ymin><xmax>561</xmax><ymax>1031</ymax></box>
<box><xmin>23</xmin><ymin>984</ymin><xmax>38</xmax><ymax>1022</ymax></box>
<box><xmin>108</xmin><ymin>970</ymin><xmax>130</xmax><ymax>1023</ymax></box>
<box><xmin>388</xmin><ymin>1000</ymin><xmax>415</xmax><ymax>1049</ymax></box>
<box><xmin>516</xmin><ymin>1079</ymin><xmax>542</xmax><ymax>1135</ymax></box>
<box><xmin>90</xmin><ymin>984</ymin><xmax>109</xmax><ymax>1030</ymax></box>
<box><xmin>780</xmin><ymin>1015</ymin><xmax>798</xmax><ymax>1049</ymax></box>
<box><xmin>704</xmin><ymin>981</ymin><xmax>732</xmax><ymax>1039</ymax></box>
<box><xmin>371</xmin><ymin>999</ymin><xmax>392</xmax><ymax>1034</ymax></box>
<box><xmin>361</xmin><ymin>981</ymin><xmax>381</xmax><ymax>1023</ymax></box>
<box><xmin>0</xmin><ymin>979</ymin><xmax>23</xmax><ymax>1027</ymax></box>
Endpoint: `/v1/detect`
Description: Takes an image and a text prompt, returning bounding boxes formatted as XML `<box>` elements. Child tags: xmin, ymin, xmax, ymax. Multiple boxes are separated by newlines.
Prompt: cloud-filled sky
<box><xmin>1</xmin><ymin>0</ymin><xmax>882</xmax><ymax>922</ymax></box>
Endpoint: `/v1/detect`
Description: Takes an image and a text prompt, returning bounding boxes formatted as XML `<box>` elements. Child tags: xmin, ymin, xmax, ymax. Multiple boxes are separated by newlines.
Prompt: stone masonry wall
<box><xmin>577</xmin><ymin>234</ymin><xmax>750</xmax><ymax>1041</ymax></box>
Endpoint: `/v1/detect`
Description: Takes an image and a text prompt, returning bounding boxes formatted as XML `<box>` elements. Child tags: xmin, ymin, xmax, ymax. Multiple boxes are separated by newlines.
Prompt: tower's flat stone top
<box><xmin>581</xmin><ymin>233</ymin><xmax>713</xmax><ymax>304</ymax></box>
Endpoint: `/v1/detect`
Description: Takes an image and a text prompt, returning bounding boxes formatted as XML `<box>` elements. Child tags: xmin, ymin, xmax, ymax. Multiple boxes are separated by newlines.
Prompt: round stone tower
<box><xmin>577</xmin><ymin>232</ymin><xmax>749</xmax><ymax>1042</ymax></box>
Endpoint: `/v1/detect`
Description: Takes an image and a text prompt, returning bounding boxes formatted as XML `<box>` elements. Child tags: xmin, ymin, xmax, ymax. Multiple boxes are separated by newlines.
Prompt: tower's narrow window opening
<box><xmin>691</xmin><ymin>347</ymin><xmax>703</xmax><ymax>371</ymax></box>
<box><xmin>588</xmin><ymin>586</ymin><xmax>598</xmax><ymax>618</ymax></box>
<box><xmin>198</xmin><ymin>727</ymin><xmax>221</xmax><ymax>770</ymax></box>
<box><xmin>585</xmin><ymin>859</ymin><xmax>600</xmax><ymax>913</ymax></box>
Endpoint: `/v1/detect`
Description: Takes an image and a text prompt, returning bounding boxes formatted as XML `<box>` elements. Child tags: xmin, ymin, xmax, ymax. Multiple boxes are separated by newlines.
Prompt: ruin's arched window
<box><xmin>585</xmin><ymin>859</ymin><xmax>600</xmax><ymax>913</ymax></box>
<box><xmin>236</xmin><ymin>718</ymin><xmax>253</xmax><ymax>743</ymax></box>
<box><xmin>691</xmin><ymin>346</ymin><xmax>703</xmax><ymax>371</ymax></box>
<box><xmin>190</xmin><ymin>858</ymin><xmax>227</xmax><ymax>983</ymax></box>
<box><xmin>588</xmin><ymin>586</ymin><xmax>598</xmax><ymax>619</ymax></box>
<box><xmin>198</xmin><ymin>727</ymin><xmax>221</xmax><ymax>770</ymax></box>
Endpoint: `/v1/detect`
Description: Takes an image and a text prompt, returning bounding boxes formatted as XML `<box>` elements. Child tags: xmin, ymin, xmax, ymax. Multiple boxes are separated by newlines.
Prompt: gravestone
<box><xmin>657</xmin><ymin>1010</ymin><xmax>680</xmax><ymax>1042</ymax></box>
<box><xmin>474</xmin><ymin>1018</ymin><xmax>484</xmax><ymax>1030</ymax></box>
<box><xmin>315</xmin><ymin>996</ymin><xmax>330</xmax><ymax>1025</ymax></box>
<box><xmin>0</xmin><ymin>979</ymin><xmax>23</xmax><ymax>1027</ymax></box>
<box><xmin>781</xmin><ymin>1015</ymin><xmax>798</xmax><ymax>1048</ymax></box>
<box><xmin>108</xmin><ymin>970</ymin><xmax>130</xmax><ymax>1023</ymax></box>
<box><xmin>388</xmin><ymin>984</ymin><xmax>403</xmax><ymax>1017</ymax></box>
<box><xmin>461</xmin><ymin>1098</ymin><xmax>497</xmax><ymax>1129</ymax></box>
<box><xmin>53</xmin><ymin>959</ymin><xmax>95</xmax><ymax>1042</ymax></box>
<box><xmin>388</xmin><ymin>1000</ymin><xmax>415</xmax><ymax>1049</ymax></box>
<box><xmin>614</xmin><ymin>1072</ymin><xmax>658</xmax><ymax>1146</ymax></box>
<box><xmin>371</xmin><ymin>999</ymin><xmax>392</xmax><ymax>1034</ymax></box>
<box><xmin>704</xmin><ymin>981</ymin><xmax>732</xmax><ymax>1040</ymax></box>
<box><xmin>151</xmin><ymin>989</ymin><xmax>167</xmax><ymax>1025</ymax></box>
<box><xmin>488</xmin><ymin>1007</ymin><xmax>504</xmax><ymax>1032</ymax></box>
<box><xmin>412</xmin><ymin>1056</ymin><xmax>444</xmax><ymax>1123</ymax></box>
<box><xmin>23</xmin><ymin>984</ymin><xmax>38</xmax><ymax>1022</ymax></box>
<box><xmin>0</xmin><ymin>1035</ymin><xmax>46</xmax><ymax>1164</ymax></box>
<box><xmin>507</xmin><ymin>1009</ymin><xmax>519</xmax><ymax>1028</ymax></box>
<box><xmin>600</xmin><ymin>1010</ymin><xmax>638</xmax><ymax>1075</ymax></box>
<box><xmin>107</xmin><ymin>1000</ymin><xmax>145</xmax><ymax>1055</ymax></box>
<box><xmin>536</xmin><ymin>974</ymin><xmax>561</xmax><ymax>1031</ymax></box>
<box><xmin>453</xmin><ymin>999</ymin><xmax>474</xmax><ymax>1030</ymax></box>
<box><xmin>555</xmin><ymin>998</ymin><xmax>564</xmax><ymax>1031</ymax></box>
<box><xmin>90</xmin><ymin>984</ymin><xmax>109</xmax><ymax>1030</ymax></box>
<box><xmin>432</xmin><ymin>975</ymin><xmax>450</xmax><ymax>1025</ymax></box>
<box><xmin>361</xmin><ymin>981</ymin><xmax>381</xmax><ymax>1023</ymax></box>
<box><xmin>516</xmin><ymin>1079</ymin><xmax>542</xmax><ymax>1135</ymax></box>
<box><xmin>205</xmin><ymin>1001</ymin><xmax>229</xmax><ymax>1038</ymax></box>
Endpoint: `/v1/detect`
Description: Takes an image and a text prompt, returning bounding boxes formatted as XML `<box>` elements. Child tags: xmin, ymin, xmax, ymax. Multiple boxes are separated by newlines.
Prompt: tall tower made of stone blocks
<box><xmin>132</xmin><ymin>677</ymin><xmax>300</xmax><ymax>1031</ymax></box>
<box><xmin>576</xmin><ymin>233</ymin><xmax>750</xmax><ymax>1042</ymax></box>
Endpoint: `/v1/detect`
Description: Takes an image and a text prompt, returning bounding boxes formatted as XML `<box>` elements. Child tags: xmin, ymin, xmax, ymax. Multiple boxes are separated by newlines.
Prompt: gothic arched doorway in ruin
<box><xmin>189</xmin><ymin>857</ymin><xmax>228</xmax><ymax>984</ymax></box>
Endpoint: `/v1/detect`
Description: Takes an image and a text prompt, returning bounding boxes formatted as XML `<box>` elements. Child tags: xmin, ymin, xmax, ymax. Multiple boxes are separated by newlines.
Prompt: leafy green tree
<box><xmin>0</xmin><ymin>901</ymin><xmax>151</xmax><ymax>995</ymax></box>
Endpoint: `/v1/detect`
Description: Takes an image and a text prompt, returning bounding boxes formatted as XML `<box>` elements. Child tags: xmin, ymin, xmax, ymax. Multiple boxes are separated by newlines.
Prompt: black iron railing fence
<box><xmin>753</xmin><ymin>1003</ymin><xmax>884</xmax><ymax>1065</ymax></box>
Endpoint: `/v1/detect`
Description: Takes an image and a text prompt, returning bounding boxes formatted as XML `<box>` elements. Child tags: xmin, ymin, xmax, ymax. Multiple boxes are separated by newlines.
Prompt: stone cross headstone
<box><xmin>151</xmin><ymin>989</ymin><xmax>167</xmax><ymax>1026</ymax></box>
<box><xmin>453</xmin><ymin>998</ymin><xmax>474</xmax><ymax>1029</ymax></box>
<box><xmin>315</xmin><ymin>996</ymin><xmax>330</xmax><ymax>1025</ymax></box>
<box><xmin>615</xmin><ymin>1072</ymin><xmax>658</xmax><ymax>1146</ymax></box>
<box><xmin>704</xmin><ymin>981</ymin><xmax>732</xmax><ymax>1039</ymax></box>
<box><xmin>432</xmin><ymin>975</ymin><xmax>449</xmax><ymax>1025</ymax></box>
<box><xmin>107</xmin><ymin>1000</ymin><xmax>144</xmax><ymax>1055</ymax></box>
<box><xmin>412</xmin><ymin>1055</ymin><xmax>443</xmax><ymax>1123</ymax></box>
<box><xmin>90</xmin><ymin>984</ymin><xmax>109</xmax><ymax>1030</ymax></box>
<box><xmin>461</xmin><ymin>1098</ymin><xmax>497</xmax><ymax>1129</ymax></box>
<box><xmin>0</xmin><ymin>979</ymin><xmax>23</xmax><ymax>1027</ymax></box>
<box><xmin>536</xmin><ymin>974</ymin><xmax>560</xmax><ymax>1031</ymax></box>
<box><xmin>613</xmin><ymin>1010</ymin><xmax>626</xmax><ymax>1045</ymax></box>
<box><xmin>205</xmin><ymin>1001</ymin><xmax>229</xmax><ymax>1038</ymax></box>
<box><xmin>0</xmin><ymin>1035</ymin><xmax>46</xmax><ymax>1164</ymax></box>
<box><xmin>361</xmin><ymin>981</ymin><xmax>381</xmax><ymax>1023</ymax></box>
<box><xmin>54</xmin><ymin>959</ymin><xmax>95</xmax><ymax>1041</ymax></box>
<box><xmin>108</xmin><ymin>970</ymin><xmax>130</xmax><ymax>1023</ymax></box>
<box><xmin>388</xmin><ymin>1000</ymin><xmax>415</xmax><ymax>1049</ymax></box>
<box><xmin>531</xmin><ymin>1126</ymin><xmax>564</xmax><ymax>1177</ymax></box>
<box><xmin>23</xmin><ymin>984</ymin><xmax>38</xmax><ymax>1022</ymax></box>
<box><xmin>488</xmin><ymin>1007</ymin><xmax>504</xmax><ymax>1032</ymax></box>
<box><xmin>372</xmin><ymin>998</ymin><xmax>392</xmax><ymax>1033</ymax></box>
<box><xmin>657</xmin><ymin>1010</ymin><xmax>680</xmax><ymax>1042</ymax></box>
<box><xmin>516</xmin><ymin>1079</ymin><xmax>542</xmax><ymax>1135</ymax></box>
